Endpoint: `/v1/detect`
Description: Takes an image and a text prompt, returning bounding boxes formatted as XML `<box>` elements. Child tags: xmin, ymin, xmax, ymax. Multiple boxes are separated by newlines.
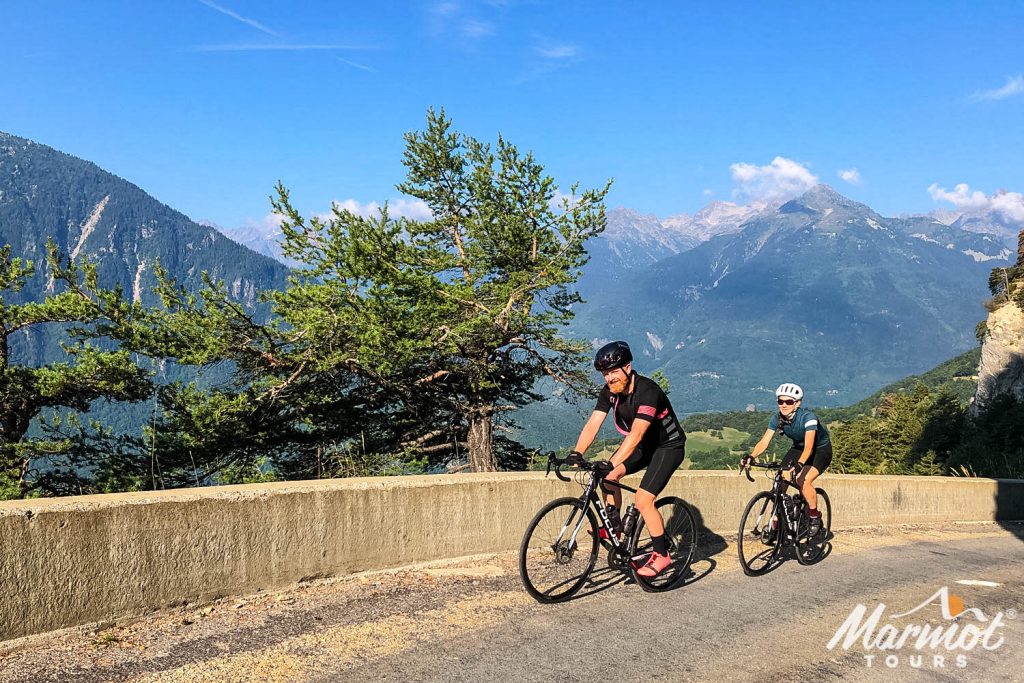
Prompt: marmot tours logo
<box><xmin>827</xmin><ymin>586</ymin><xmax>1010</xmax><ymax>669</ymax></box>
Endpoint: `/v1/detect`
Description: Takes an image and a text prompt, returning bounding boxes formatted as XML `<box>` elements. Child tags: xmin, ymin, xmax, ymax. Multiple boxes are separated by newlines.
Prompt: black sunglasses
<box><xmin>777</xmin><ymin>399</ymin><xmax>797</xmax><ymax>406</ymax></box>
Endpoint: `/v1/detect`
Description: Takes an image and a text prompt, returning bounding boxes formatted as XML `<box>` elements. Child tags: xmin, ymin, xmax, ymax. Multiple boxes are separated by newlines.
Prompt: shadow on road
<box><xmin>571</xmin><ymin>565</ymin><xmax>629</xmax><ymax>600</ymax></box>
<box><xmin>997</xmin><ymin>479</ymin><xmax>1024</xmax><ymax>543</ymax></box>
<box><xmin>681</xmin><ymin>503</ymin><xmax>728</xmax><ymax>587</ymax></box>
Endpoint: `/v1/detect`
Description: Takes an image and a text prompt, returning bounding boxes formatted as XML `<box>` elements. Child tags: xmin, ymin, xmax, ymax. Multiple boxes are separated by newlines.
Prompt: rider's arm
<box><xmin>610</xmin><ymin>418</ymin><xmax>652</xmax><ymax>468</ymax></box>
<box><xmin>798</xmin><ymin>430</ymin><xmax>816</xmax><ymax>465</ymax></box>
<box><xmin>572</xmin><ymin>410</ymin><xmax>608</xmax><ymax>456</ymax></box>
<box><xmin>749</xmin><ymin>429</ymin><xmax>775</xmax><ymax>459</ymax></box>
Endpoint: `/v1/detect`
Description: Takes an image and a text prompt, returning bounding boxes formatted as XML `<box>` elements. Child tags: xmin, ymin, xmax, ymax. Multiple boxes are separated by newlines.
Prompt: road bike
<box><xmin>737</xmin><ymin>461</ymin><xmax>831</xmax><ymax>576</ymax></box>
<box><xmin>518</xmin><ymin>452</ymin><xmax>697</xmax><ymax>603</ymax></box>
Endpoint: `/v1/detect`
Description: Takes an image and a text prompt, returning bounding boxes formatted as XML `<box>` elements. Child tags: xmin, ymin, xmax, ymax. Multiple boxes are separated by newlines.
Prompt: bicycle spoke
<box><xmin>738</xmin><ymin>492</ymin><xmax>780</xmax><ymax>576</ymax></box>
<box><xmin>631</xmin><ymin>497</ymin><xmax>696</xmax><ymax>592</ymax></box>
<box><xmin>519</xmin><ymin>498</ymin><xmax>599</xmax><ymax>602</ymax></box>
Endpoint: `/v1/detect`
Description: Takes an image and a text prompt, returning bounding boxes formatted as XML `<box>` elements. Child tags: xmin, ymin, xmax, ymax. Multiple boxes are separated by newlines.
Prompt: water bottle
<box><xmin>782</xmin><ymin>495</ymin><xmax>795</xmax><ymax>539</ymax></box>
<box><xmin>621</xmin><ymin>504</ymin><xmax>639</xmax><ymax>538</ymax></box>
<box><xmin>606</xmin><ymin>504</ymin><xmax>622</xmax><ymax>534</ymax></box>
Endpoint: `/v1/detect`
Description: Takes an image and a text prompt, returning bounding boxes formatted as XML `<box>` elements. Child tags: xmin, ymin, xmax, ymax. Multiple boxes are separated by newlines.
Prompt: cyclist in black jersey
<box><xmin>569</xmin><ymin>341</ymin><xmax>686</xmax><ymax>577</ymax></box>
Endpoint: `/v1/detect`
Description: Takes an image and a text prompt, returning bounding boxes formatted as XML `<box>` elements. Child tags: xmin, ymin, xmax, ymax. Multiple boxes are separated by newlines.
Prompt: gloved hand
<box><xmin>593</xmin><ymin>460</ymin><xmax>614</xmax><ymax>476</ymax></box>
<box><xmin>740</xmin><ymin>455</ymin><xmax>754</xmax><ymax>468</ymax></box>
<box><xmin>565</xmin><ymin>450</ymin><xmax>585</xmax><ymax>467</ymax></box>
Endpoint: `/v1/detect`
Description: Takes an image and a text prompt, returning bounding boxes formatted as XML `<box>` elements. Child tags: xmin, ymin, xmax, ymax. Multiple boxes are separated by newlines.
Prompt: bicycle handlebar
<box><xmin>740</xmin><ymin>460</ymin><xmax>799</xmax><ymax>483</ymax></box>
<box><xmin>546</xmin><ymin>452</ymin><xmax>618</xmax><ymax>484</ymax></box>
<box><xmin>544</xmin><ymin>453</ymin><xmax>572</xmax><ymax>482</ymax></box>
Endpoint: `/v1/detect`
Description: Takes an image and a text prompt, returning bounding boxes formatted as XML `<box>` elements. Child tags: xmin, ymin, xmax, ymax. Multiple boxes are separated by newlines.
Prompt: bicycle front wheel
<box><xmin>631</xmin><ymin>496</ymin><xmax>697</xmax><ymax>592</ymax></box>
<box><xmin>737</xmin><ymin>491</ymin><xmax>781</xmax><ymax>576</ymax></box>
<box><xmin>518</xmin><ymin>497</ymin><xmax>600</xmax><ymax>603</ymax></box>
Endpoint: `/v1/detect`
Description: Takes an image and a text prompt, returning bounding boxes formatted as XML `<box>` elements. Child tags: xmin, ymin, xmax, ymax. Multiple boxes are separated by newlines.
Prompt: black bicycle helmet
<box><xmin>594</xmin><ymin>341</ymin><xmax>633</xmax><ymax>372</ymax></box>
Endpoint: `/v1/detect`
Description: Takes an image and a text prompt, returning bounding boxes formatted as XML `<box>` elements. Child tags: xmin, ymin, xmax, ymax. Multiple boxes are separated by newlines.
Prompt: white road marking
<box><xmin>955</xmin><ymin>579</ymin><xmax>1001</xmax><ymax>587</ymax></box>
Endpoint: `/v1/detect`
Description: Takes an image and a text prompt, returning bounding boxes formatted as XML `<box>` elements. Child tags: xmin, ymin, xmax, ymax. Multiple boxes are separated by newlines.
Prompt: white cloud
<box><xmin>337</xmin><ymin>57</ymin><xmax>375</xmax><ymax>72</ymax></box>
<box><xmin>462</xmin><ymin>20</ymin><xmax>495</xmax><ymax>38</ymax></box>
<box><xmin>228</xmin><ymin>212</ymin><xmax>285</xmax><ymax>241</ymax></box>
<box><xmin>198</xmin><ymin>0</ymin><xmax>278</xmax><ymax>36</ymax></box>
<box><xmin>838</xmin><ymin>168</ymin><xmax>862</xmax><ymax>185</ymax></box>
<box><xmin>928</xmin><ymin>183</ymin><xmax>1024</xmax><ymax>222</ymax></box>
<box><xmin>729</xmin><ymin>156</ymin><xmax>818</xmax><ymax>202</ymax></box>
<box><xmin>969</xmin><ymin>75</ymin><xmax>1024</xmax><ymax>102</ymax></box>
<box><xmin>548</xmin><ymin>189</ymin><xmax>581</xmax><ymax>212</ymax></box>
<box><xmin>432</xmin><ymin>1</ymin><xmax>460</xmax><ymax>17</ymax></box>
<box><xmin>324</xmin><ymin>198</ymin><xmax>433</xmax><ymax>222</ymax></box>
<box><xmin>535</xmin><ymin>43</ymin><xmax>578</xmax><ymax>59</ymax></box>
<box><xmin>702</xmin><ymin>188</ymin><xmax>714</xmax><ymax>197</ymax></box>
<box><xmin>237</xmin><ymin>198</ymin><xmax>433</xmax><ymax>239</ymax></box>
<box><xmin>427</xmin><ymin>2</ymin><xmax>496</xmax><ymax>43</ymax></box>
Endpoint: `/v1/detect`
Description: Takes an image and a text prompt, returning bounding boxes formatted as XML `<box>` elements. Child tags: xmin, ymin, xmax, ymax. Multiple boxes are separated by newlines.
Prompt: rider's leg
<box><xmin>634</xmin><ymin>445</ymin><xmax>684</xmax><ymax>577</ymax></box>
<box><xmin>781</xmin><ymin>446</ymin><xmax>800</xmax><ymax>484</ymax></box>
<box><xmin>799</xmin><ymin>443</ymin><xmax>832</xmax><ymax>514</ymax></box>
<box><xmin>635</xmin><ymin>486</ymin><xmax>672</xmax><ymax>576</ymax></box>
<box><xmin>797</xmin><ymin>466</ymin><xmax>820</xmax><ymax>510</ymax></box>
<box><xmin>636</xmin><ymin>488</ymin><xmax>663</xmax><ymax>537</ymax></box>
<box><xmin>603</xmin><ymin>464</ymin><xmax>627</xmax><ymax>510</ymax></box>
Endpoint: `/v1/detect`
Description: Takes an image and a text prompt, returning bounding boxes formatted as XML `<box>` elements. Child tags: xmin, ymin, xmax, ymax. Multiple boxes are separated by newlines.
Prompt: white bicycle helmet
<box><xmin>775</xmin><ymin>383</ymin><xmax>803</xmax><ymax>400</ymax></box>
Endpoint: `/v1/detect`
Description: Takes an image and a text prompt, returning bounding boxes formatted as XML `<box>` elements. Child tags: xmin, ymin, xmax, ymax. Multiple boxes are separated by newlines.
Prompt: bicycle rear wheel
<box><xmin>518</xmin><ymin>497</ymin><xmax>600</xmax><ymax>603</ymax></box>
<box><xmin>631</xmin><ymin>496</ymin><xmax>697</xmax><ymax>592</ymax></box>
<box><xmin>737</xmin><ymin>491</ymin><xmax>781</xmax><ymax>576</ymax></box>
<box><xmin>796</xmin><ymin>488</ymin><xmax>831</xmax><ymax>565</ymax></box>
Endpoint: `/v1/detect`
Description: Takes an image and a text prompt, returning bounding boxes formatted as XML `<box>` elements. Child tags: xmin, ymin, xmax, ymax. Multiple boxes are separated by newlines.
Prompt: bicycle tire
<box><xmin>796</xmin><ymin>488</ymin><xmax>831</xmax><ymax>565</ymax></box>
<box><xmin>518</xmin><ymin>497</ymin><xmax>600</xmax><ymax>603</ymax></box>
<box><xmin>737</xmin><ymin>491</ymin><xmax>781</xmax><ymax>576</ymax></box>
<box><xmin>630</xmin><ymin>496</ymin><xmax>697</xmax><ymax>592</ymax></box>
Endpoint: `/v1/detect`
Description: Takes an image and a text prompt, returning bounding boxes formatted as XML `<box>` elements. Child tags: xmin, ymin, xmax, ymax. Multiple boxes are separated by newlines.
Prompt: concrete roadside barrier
<box><xmin>1</xmin><ymin>471</ymin><xmax>1022</xmax><ymax>641</ymax></box>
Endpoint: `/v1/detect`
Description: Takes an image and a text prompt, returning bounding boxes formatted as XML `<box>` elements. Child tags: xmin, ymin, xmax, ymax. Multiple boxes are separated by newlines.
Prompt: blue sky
<box><xmin>3</xmin><ymin>1</ymin><xmax>1023</xmax><ymax>230</ymax></box>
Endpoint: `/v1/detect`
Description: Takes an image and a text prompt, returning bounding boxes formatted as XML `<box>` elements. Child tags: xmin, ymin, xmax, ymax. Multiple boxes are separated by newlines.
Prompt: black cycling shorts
<box><xmin>780</xmin><ymin>443</ymin><xmax>832</xmax><ymax>474</ymax></box>
<box><xmin>621</xmin><ymin>442</ymin><xmax>685</xmax><ymax>496</ymax></box>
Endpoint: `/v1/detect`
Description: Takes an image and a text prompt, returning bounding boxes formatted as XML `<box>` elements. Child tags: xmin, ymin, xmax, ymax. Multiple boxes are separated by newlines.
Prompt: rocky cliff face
<box><xmin>972</xmin><ymin>230</ymin><xmax>1024</xmax><ymax>414</ymax></box>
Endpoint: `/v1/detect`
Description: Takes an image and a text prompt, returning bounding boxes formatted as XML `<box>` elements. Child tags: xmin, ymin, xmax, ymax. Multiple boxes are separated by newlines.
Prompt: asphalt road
<box><xmin>3</xmin><ymin>522</ymin><xmax>1023</xmax><ymax>683</ymax></box>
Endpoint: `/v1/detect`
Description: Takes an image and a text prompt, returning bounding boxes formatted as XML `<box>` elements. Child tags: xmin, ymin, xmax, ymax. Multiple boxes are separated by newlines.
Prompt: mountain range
<box><xmin>568</xmin><ymin>185</ymin><xmax>1010</xmax><ymax>412</ymax></box>
<box><xmin>0</xmin><ymin>131</ymin><xmax>291</xmax><ymax>430</ymax></box>
<box><xmin>1</xmin><ymin>130</ymin><xmax>1019</xmax><ymax>448</ymax></box>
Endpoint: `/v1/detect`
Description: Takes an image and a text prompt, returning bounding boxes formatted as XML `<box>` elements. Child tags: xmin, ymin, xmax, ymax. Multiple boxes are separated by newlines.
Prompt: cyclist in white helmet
<box><xmin>741</xmin><ymin>383</ymin><xmax>831</xmax><ymax>536</ymax></box>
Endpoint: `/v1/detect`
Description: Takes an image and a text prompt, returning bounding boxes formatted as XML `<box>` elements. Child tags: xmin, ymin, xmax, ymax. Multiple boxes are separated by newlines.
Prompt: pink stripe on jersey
<box><xmin>657</xmin><ymin>408</ymin><xmax>669</xmax><ymax>419</ymax></box>
<box><xmin>637</xmin><ymin>405</ymin><xmax>657</xmax><ymax>417</ymax></box>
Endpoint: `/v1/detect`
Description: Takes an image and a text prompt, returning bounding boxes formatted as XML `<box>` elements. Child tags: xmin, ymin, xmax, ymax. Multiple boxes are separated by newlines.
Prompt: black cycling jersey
<box><xmin>595</xmin><ymin>373</ymin><xmax>686</xmax><ymax>454</ymax></box>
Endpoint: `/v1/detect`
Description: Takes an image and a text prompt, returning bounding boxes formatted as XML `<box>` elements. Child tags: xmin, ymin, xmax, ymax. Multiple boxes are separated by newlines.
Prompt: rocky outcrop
<box><xmin>971</xmin><ymin>230</ymin><xmax>1024</xmax><ymax>415</ymax></box>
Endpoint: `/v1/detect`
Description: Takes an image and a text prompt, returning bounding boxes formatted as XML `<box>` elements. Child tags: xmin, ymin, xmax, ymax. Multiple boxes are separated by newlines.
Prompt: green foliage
<box><xmin>986</xmin><ymin>231</ymin><xmax>1024</xmax><ymax>312</ymax></box>
<box><xmin>0</xmin><ymin>242</ymin><xmax>152</xmax><ymax>498</ymax></box>
<box><xmin>214</xmin><ymin>455</ymin><xmax>279</xmax><ymax>485</ymax></box>
<box><xmin>688</xmin><ymin>445</ymin><xmax>736</xmax><ymax>470</ymax></box>
<box><xmin>650</xmin><ymin>369</ymin><xmax>670</xmax><ymax>394</ymax></box>
<box><xmin>947</xmin><ymin>395</ymin><xmax>1024</xmax><ymax>479</ymax></box>
<box><xmin>830</xmin><ymin>383</ymin><xmax>964</xmax><ymax>475</ymax></box>
<box><xmin>114</xmin><ymin>109</ymin><xmax>610</xmax><ymax>482</ymax></box>
<box><xmin>818</xmin><ymin>347</ymin><xmax>981</xmax><ymax>424</ymax></box>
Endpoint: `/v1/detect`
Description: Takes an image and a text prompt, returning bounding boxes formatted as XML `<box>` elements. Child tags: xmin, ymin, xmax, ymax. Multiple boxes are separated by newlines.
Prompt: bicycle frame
<box><xmin>746</xmin><ymin>464</ymin><xmax>807</xmax><ymax>545</ymax></box>
<box><xmin>553</xmin><ymin>458</ymin><xmax>649</xmax><ymax>563</ymax></box>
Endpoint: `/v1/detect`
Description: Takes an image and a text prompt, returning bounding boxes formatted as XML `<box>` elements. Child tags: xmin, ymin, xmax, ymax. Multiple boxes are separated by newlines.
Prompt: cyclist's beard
<box><xmin>607</xmin><ymin>374</ymin><xmax>628</xmax><ymax>394</ymax></box>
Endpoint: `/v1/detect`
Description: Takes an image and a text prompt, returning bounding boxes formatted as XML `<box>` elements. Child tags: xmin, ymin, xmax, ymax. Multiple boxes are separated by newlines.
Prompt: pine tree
<box><xmin>276</xmin><ymin>108</ymin><xmax>611</xmax><ymax>471</ymax></box>
<box><xmin>0</xmin><ymin>241</ymin><xmax>151</xmax><ymax>498</ymax></box>
<box><xmin>128</xmin><ymin>109</ymin><xmax>610</xmax><ymax>476</ymax></box>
